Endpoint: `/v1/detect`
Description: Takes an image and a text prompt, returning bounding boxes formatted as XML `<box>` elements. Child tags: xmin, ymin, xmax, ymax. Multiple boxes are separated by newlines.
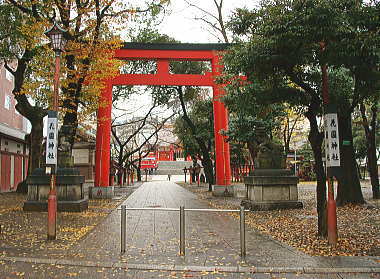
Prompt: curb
<box><xmin>1</xmin><ymin>256</ymin><xmax>379</xmax><ymax>274</ymax></box>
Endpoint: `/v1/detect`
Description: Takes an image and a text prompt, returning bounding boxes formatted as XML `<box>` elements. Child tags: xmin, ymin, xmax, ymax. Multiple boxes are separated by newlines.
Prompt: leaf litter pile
<box><xmin>179</xmin><ymin>181</ymin><xmax>380</xmax><ymax>257</ymax></box>
<box><xmin>0</xmin><ymin>193</ymin><xmax>121</xmax><ymax>258</ymax></box>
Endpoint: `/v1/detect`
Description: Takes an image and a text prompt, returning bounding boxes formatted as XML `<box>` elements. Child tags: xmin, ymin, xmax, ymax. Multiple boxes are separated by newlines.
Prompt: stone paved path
<box><xmin>66</xmin><ymin>178</ymin><xmax>378</xmax><ymax>270</ymax></box>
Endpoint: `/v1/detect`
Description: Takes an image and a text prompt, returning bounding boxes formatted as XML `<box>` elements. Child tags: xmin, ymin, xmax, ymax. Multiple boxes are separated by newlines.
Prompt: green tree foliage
<box><xmin>223</xmin><ymin>77</ymin><xmax>286</xmax><ymax>163</ymax></box>
<box><xmin>174</xmin><ymin>99</ymin><xmax>214</xmax><ymax>158</ymax></box>
<box><xmin>224</xmin><ymin>0</ymin><xmax>380</xmax><ymax>236</ymax></box>
<box><xmin>0</xmin><ymin>4</ymin><xmax>23</xmax><ymax>57</ymax></box>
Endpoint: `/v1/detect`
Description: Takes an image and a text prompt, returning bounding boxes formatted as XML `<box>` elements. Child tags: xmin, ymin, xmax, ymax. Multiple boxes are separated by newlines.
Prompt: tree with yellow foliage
<box><xmin>1</xmin><ymin>0</ymin><xmax>169</xmax><ymax>174</ymax></box>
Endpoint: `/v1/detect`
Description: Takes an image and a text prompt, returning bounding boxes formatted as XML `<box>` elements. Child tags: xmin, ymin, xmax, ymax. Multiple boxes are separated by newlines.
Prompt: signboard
<box><xmin>46</xmin><ymin>111</ymin><xmax>58</xmax><ymax>165</ymax></box>
<box><xmin>324</xmin><ymin>113</ymin><xmax>340</xmax><ymax>167</ymax></box>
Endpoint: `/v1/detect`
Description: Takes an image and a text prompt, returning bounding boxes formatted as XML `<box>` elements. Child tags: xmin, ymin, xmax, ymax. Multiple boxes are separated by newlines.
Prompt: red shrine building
<box><xmin>0</xmin><ymin>62</ymin><xmax>29</xmax><ymax>192</ymax></box>
<box><xmin>138</xmin><ymin>121</ymin><xmax>190</xmax><ymax>170</ymax></box>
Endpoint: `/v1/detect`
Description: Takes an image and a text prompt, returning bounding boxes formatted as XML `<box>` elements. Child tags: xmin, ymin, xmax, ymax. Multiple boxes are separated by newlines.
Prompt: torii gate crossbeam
<box><xmin>94</xmin><ymin>43</ymin><xmax>232</xmax><ymax>192</ymax></box>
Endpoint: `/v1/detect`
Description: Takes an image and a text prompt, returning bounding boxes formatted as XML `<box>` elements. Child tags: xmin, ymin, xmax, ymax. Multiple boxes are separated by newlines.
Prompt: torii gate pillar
<box><xmin>211</xmin><ymin>53</ymin><xmax>232</xmax><ymax>195</ymax></box>
<box><xmin>92</xmin><ymin>43</ymin><xmax>234</xmax><ymax>198</ymax></box>
<box><xmin>91</xmin><ymin>82</ymin><xmax>115</xmax><ymax>199</ymax></box>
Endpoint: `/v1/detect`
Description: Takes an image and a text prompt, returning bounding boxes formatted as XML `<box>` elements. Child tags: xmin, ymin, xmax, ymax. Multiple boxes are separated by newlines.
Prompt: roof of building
<box><xmin>0</xmin><ymin>123</ymin><xmax>27</xmax><ymax>141</ymax></box>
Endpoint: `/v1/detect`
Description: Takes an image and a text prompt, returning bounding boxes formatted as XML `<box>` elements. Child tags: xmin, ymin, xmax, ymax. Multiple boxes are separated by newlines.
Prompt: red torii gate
<box><xmin>94</xmin><ymin>43</ymin><xmax>231</xmax><ymax>192</ymax></box>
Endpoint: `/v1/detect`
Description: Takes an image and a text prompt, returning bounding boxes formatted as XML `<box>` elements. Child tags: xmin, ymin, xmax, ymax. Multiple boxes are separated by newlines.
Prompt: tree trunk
<box><xmin>201</xmin><ymin>149</ymin><xmax>214</xmax><ymax>191</ymax></box>
<box><xmin>336</xmin><ymin>113</ymin><xmax>365</xmax><ymax>205</ymax></box>
<box><xmin>62</xmin><ymin>54</ymin><xmax>80</xmax><ymax>149</ymax></box>
<box><xmin>28</xmin><ymin>120</ymin><xmax>44</xmax><ymax>173</ymax></box>
<box><xmin>306</xmin><ymin>111</ymin><xmax>327</xmax><ymax>237</ymax></box>
<box><xmin>137</xmin><ymin>156</ymin><xmax>143</xmax><ymax>182</ymax></box>
<box><xmin>136</xmin><ymin>167</ymin><xmax>142</xmax><ymax>182</ymax></box>
<box><xmin>10</xmin><ymin>49</ymin><xmax>47</xmax><ymax>175</ymax></box>
<box><xmin>360</xmin><ymin>102</ymin><xmax>380</xmax><ymax>199</ymax></box>
<box><xmin>356</xmin><ymin>160</ymin><xmax>363</xmax><ymax>180</ymax></box>
<box><xmin>62</xmin><ymin>111</ymin><xmax>78</xmax><ymax>149</ymax></box>
<box><xmin>283</xmin><ymin>117</ymin><xmax>291</xmax><ymax>155</ymax></box>
<box><xmin>367</xmin><ymin>138</ymin><xmax>380</xmax><ymax>199</ymax></box>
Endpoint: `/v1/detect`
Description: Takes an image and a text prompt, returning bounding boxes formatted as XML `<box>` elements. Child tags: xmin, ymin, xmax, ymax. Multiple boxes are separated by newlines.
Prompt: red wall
<box><xmin>1</xmin><ymin>154</ymin><xmax>11</xmax><ymax>192</ymax></box>
<box><xmin>0</xmin><ymin>152</ymin><xmax>27</xmax><ymax>192</ymax></box>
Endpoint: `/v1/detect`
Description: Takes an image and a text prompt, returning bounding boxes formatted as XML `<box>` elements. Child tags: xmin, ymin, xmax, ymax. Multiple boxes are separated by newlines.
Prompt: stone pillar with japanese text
<box><xmin>324</xmin><ymin>112</ymin><xmax>341</xmax><ymax>177</ymax></box>
<box><xmin>45</xmin><ymin>111</ymin><xmax>58</xmax><ymax>167</ymax></box>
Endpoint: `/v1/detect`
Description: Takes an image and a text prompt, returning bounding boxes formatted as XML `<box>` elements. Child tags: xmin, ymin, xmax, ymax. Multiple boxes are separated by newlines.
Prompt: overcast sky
<box><xmin>159</xmin><ymin>0</ymin><xmax>258</xmax><ymax>43</ymax></box>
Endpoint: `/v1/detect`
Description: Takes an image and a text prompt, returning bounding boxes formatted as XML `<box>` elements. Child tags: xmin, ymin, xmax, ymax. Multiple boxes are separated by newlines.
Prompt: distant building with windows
<box><xmin>0</xmin><ymin>62</ymin><xmax>29</xmax><ymax>192</ymax></box>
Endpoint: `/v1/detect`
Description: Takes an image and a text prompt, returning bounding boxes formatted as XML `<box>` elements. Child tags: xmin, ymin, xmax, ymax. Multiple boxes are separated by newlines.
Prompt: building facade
<box><xmin>0</xmin><ymin>62</ymin><xmax>29</xmax><ymax>192</ymax></box>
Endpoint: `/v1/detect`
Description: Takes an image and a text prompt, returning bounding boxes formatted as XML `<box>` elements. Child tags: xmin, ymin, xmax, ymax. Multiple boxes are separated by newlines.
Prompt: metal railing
<box><xmin>119</xmin><ymin>205</ymin><xmax>249</xmax><ymax>259</ymax></box>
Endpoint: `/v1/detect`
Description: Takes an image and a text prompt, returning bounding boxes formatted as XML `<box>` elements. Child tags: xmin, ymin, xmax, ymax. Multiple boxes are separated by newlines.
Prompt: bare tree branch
<box><xmin>122</xmin><ymin>113</ymin><xmax>175</xmax><ymax>163</ymax></box>
<box><xmin>184</xmin><ymin>0</ymin><xmax>229</xmax><ymax>43</ymax></box>
<box><xmin>183</xmin><ymin>0</ymin><xmax>219</xmax><ymax>22</ymax></box>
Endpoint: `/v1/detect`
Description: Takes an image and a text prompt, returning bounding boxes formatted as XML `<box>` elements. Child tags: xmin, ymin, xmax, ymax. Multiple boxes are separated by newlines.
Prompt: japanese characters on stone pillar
<box><xmin>324</xmin><ymin>113</ymin><xmax>341</xmax><ymax>171</ymax></box>
<box><xmin>46</xmin><ymin>111</ymin><xmax>58</xmax><ymax>166</ymax></box>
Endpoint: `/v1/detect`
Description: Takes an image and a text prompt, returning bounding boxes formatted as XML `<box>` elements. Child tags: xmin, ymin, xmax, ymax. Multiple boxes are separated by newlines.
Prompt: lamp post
<box><xmin>44</xmin><ymin>22</ymin><xmax>67</xmax><ymax>240</ymax></box>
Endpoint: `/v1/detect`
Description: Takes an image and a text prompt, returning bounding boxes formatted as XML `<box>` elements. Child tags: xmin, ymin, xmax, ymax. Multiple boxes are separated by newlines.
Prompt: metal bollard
<box><xmin>179</xmin><ymin>206</ymin><xmax>185</xmax><ymax>256</ymax></box>
<box><xmin>240</xmin><ymin>206</ymin><xmax>246</xmax><ymax>259</ymax></box>
<box><xmin>121</xmin><ymin>205</ymin><xmax>126</xmax><ymax>254</ymax></box>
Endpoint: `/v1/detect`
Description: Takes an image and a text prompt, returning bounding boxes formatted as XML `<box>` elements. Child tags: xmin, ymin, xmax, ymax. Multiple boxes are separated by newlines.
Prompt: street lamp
<box><xmin>44</xmin><ymin>22</ymin><xmax>67</xmax><ymax>240</ymax></box>
<box><xmin>45</xmin><ymin>22</ymin><xmax>67</xmax><ymax>111</ymax></box>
